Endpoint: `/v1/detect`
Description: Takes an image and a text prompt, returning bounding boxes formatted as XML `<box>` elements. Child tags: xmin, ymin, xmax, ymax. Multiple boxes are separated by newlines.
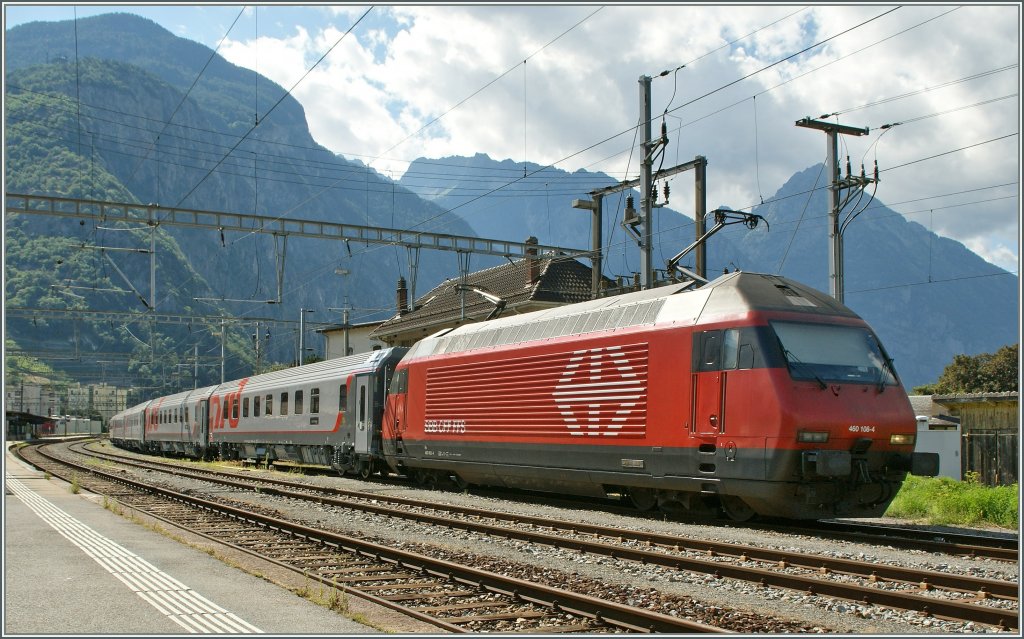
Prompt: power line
<box><xmin>171</xmin><ymin>7</ymin><xmax>373</xmax><ymax>209</ymax></box>
<box><xmin>126</xmin><ymin>6</ymin><xmax>246</xmax><ymax>183</ymax></box>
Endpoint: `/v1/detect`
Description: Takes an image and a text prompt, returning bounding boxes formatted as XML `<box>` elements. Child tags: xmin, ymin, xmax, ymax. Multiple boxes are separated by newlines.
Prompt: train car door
<box><xmin>353</xmin><ymin>374</ymin><xmax>372</xmax><ymax>455</ymax></box>
<box><xmin>197</xmin><ymin>399</ymin><xmax>210</xmax><ymax>454</ymax></box>
<box><xmin>692</xmin><ymin>330</ymin><xmax>725</xmax><ymax>436</ymax></box>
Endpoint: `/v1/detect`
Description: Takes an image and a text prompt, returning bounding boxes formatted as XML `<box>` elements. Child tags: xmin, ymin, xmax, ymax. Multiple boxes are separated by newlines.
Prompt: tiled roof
<box><xmin>370</xmin><ymin>256</ymin><xmax>609</xmax><ymax>341</ymax></box>
<box><xmin>933</xmin><ymin>391</ymin><xmax>1019</xmax><ymax>404</ymax></box>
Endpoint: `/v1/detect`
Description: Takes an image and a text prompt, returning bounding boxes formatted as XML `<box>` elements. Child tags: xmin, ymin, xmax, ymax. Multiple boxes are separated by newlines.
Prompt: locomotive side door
<box><xmin>353</xmin><ymin>374</ymin><xmax>372</xmax><ymax>455</ymax></box>
<box><xmin>382</xmin><ymin>367</ymin><xmax>408</xmax><ymax>458</ymax></box>
<box><xmin>692</xmin><ymin>330</ymin><xmax>725</xmax><ymax>436</ymax></box>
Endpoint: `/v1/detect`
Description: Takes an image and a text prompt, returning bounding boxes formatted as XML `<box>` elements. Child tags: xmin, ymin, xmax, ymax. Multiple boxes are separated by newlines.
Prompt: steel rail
<box><xmin>73</xmin><ymin>443</ymin><xmax>1020</xmax><ymax>629</ymax></box>
<box><xmin>24</xmin><ymin>444</ymin><xmax>727</xmax><ymax>634</ymax></box>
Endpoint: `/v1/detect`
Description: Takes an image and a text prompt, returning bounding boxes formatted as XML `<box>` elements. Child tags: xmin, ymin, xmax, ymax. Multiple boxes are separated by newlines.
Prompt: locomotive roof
<box><xmin>404</xmin><ymin>272</ymin><xmax>857</xmax><ymax>360</ymax></box>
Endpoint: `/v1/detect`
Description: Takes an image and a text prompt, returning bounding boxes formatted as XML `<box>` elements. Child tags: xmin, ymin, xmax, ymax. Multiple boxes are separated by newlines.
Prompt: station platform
<box><xmin>2</xmin><ymin>445</ymin><xmax>408</xmax><ymax>635</ymax></box>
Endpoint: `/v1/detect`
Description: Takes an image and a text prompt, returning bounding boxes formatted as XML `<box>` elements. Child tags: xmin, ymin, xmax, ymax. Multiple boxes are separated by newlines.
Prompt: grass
<box><xmin>885</xmin><ymin>472</ymin><xmax>1019</xmax><ymax>529</ymax></box>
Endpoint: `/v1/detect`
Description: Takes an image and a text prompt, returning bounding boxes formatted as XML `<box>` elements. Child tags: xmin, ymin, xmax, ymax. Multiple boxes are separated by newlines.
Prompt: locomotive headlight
<box><xmin>797</xmin><ymin>430</ymin><xmax>829</xmax><ymax>443</ymax></box>
<box><xmin>889</xmin><ymin>433</ymin><xmax>916</xmax><ymax>446</ymax></box>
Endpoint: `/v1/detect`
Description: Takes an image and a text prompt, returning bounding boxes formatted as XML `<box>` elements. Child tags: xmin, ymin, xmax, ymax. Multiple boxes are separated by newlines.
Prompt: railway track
<box><xmin>16</xmin><ymin>442</ymin><xmax>803</xmax><ymax>633</ymax></box>
<box><xmin>46</xmin><ymin>441</ymin><xmax>1023</xmax><ymax>631</ymax></box>
<box><xmin>79</xmin><ymin>441</ymin><xmax>1020</xmax><ymax>563</ymax></box>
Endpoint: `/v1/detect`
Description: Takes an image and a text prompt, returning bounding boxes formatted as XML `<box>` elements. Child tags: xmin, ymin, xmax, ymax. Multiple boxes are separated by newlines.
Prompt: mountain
<box><xmin>4</xmin><ymin>14</ymin><xmax>477</xmax><ymax>396</ymax></box>
<box><xmin>4</xmin><ymin>13</ymin><xmax>1017</xmax><ymax>394</ymax></box>
<box><xmin>400</xmin><ymin>157</ymin><xmax>1019</xmax><ymax>389</ymax></box>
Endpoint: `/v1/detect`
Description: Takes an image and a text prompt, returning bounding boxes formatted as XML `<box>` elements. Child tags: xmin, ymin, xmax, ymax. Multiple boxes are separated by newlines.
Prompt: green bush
<box><xmin>885</xmin><ymin>474</ymin><xmax>1018</xmax><ymax>528</ymax></box>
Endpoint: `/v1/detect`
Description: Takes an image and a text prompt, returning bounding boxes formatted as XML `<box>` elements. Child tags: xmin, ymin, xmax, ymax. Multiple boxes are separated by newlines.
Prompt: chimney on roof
<box><xmin>396</xmin><ymin>276</ymin><xmax>409</xmax><ymax>315</ymax></box>
<box><xmin>525</xmin><ymin>236</ymin><xmax>539</xmax><ymax>285</ymax></box>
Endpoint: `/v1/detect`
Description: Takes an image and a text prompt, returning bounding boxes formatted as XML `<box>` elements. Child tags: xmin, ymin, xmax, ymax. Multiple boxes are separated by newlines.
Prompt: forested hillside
<box><xmin>4</xmin><ymin>14</ymin><xmax>477</xmax><ymax>398</ymax></box>
<box><xmin>5</xmin><ymin>13</ymin><xmax>1018</xmax><ymax>394</ymax></box>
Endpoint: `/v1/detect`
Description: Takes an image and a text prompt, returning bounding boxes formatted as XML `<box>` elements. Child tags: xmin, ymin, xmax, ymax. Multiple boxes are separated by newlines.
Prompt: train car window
<box><xmin>339</xmin><ymin>384</ymin><xmax>348</xmax><ymax>412</ymax></box>
<box><xmin>231</xmin><ymin>397</ymin><xmax>239</xmax><ymax>420</ymax></box>
<box><xmin>738</xmin><ymin>344</ymin><xmax>755</xmax><ymax>369</ymax></box>
<box><xmin>359</xmin><ymin>385</ymin><xmax>367</xmax><ymax>422</ymax></box>
<box><xmin>280</xmin><ymin>392</ymin><xmax>289</xmax><ymax>416</ymax></box>
<box><xmin>242</xmin><ymin>397</ymin><xmax>249</xmax><ymax>418</ymax></box>
<box><xmin>295</xmin><ymin>390</ymin><xmax>304</xmax><ymax>415</ymax></box>
<box><xmin>223</xmin><ymin>399</ymin><xmax>229</xmax><ymax>420</ymax></box>
<box><xmin>722</xmin><ymin>329</ymin><xmax>739</xmax><ymax>370</ymax></box>
<box><xmin>699</xmin><ymin>331</ymin><xmax>722</xmax><ymax>372</ymax></box>
<box><xmin>254</xmin><ymin>395</ymin><xmax>261</xmax><ymax>417</ymax></box>
<box><xmin>389</xmin><ymin>368</ymin><xmax>407</xmax><ymax>394</ymax></box>
<box><xmin>185</xmin><ymin>407</ymin><xmax>189</xmax><ymax>423</ymax></box>
<box><xmin>310</xmin><ymin>388</ymin><xmax>320</xmax><ymax>414</ymax></box>
<box><xmin>265</xmin><ymin>394</ymin><xmax>273</xmax><ymax>416</ymax></box>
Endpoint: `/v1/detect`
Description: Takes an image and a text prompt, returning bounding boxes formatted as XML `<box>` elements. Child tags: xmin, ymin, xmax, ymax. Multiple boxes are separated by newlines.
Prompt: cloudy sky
<box><xmin>5</xmin><ymin>3</ymin><xmax>1020</xmax><ymax>273</ymax></box>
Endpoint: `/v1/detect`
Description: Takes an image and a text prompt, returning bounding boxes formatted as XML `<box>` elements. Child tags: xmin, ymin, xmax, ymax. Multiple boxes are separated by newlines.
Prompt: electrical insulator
<box><xmin>663</xmin><ymin>182</ymin><xmax>670</xmax><ymax>201</ymax></box>
<box><xmin>846</xmin><ymin>156</ymin><xmax>852</xmax><ymax>178</ymax></box>
<box><xmin>860</xmin><ymin>164</ymin><xmax>866</xmax><ymax>179</ymax></box>
<box><xmin>651</xmin><ymin>185</ymin><xmax>658</xmax><ymax>203</ymax></box>
<box><xmin>661</xmin><ymin>120</ymin><xmax>668</xmax><ymax>139</ymax></box>
<box><xmin>626</xmin><ymin>195</ymin><xmax>634</xmax><ymax>209</ymax></box>
<box><xmin>873</xmin><ymin>160</ymin><xmax>879</xmax><ymax>181</ymax></box>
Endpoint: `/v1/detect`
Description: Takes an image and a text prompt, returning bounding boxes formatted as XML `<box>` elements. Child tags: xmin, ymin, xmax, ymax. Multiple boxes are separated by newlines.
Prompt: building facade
<box><xmin>933</xmin><ymin>392</ymin><xmax>1019</xmax><ymax>486</ymax></box>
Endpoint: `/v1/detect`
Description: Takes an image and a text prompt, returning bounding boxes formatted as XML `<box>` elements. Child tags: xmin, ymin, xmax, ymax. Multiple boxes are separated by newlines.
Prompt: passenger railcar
<box><xmin>142</xmin><ymin>385</ymin><xmax>217</xmax><ymax>458</ymax></box>
<box><xmin>381</xmin><ymin>271</ymin><xmax>938</xmax><ymax>520</ymax></box>
<box><xmin>108</xmin><ymin>399</ymin><xmax>150</xmax><ymax>452</ymax></box>
<box><xmin>204</xmin><ymin>347</ymin><xmax>407</xmax><ymax>475</ymax></box>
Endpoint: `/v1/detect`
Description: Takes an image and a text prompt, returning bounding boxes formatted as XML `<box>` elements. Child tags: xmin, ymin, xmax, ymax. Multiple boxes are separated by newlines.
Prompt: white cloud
<box><xmin>213</xmin><ymin>4</ymin><xmax>1018</xmax><ymax>272</ymax></box>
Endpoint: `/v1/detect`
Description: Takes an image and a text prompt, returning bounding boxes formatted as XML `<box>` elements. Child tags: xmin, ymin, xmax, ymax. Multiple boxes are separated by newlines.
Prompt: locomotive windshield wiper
<box><xmin>875</xmin><ymin>353</ymin><xmax>896</xmax><ymax>393</ymax></box>
<box><xmin>779</xmin><ymin>345</ymin><xmax>827</xmax><ymax>390</ymax></box>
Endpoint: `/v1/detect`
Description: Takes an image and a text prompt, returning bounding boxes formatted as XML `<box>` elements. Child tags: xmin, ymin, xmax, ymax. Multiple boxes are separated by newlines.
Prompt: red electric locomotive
<box><xmin>381</xmin><ymin>271</ymin><xmax>939</xmax><ymax>520</ymax></box>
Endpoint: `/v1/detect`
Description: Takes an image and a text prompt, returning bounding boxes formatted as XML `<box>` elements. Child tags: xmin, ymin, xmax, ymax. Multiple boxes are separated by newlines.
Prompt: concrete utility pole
<box><xmin>795</xmin><ymin>117</ymin><xmax>874</xmax><ymax>303</ymax></box>
<box><xmin>639</xmin><ymin>75</ymin><xmax>655</xmax><ymax>289</ymax></box>
<box><xmin>220</xmin><ymin>319</ymin><xmax>225</xmax><ymax>383</ymax></box>
<box><xmin>298</xmin><ymin>308</ymin><xmax>315</xmax><ymax>364</ymax></box>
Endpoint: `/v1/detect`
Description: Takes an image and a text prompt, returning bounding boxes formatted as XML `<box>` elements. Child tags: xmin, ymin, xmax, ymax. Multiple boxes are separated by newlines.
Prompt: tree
<box><xmin>915</xmin><ymin>344</ymin><xmax>1019</xmax><ymax>394</ymax></box>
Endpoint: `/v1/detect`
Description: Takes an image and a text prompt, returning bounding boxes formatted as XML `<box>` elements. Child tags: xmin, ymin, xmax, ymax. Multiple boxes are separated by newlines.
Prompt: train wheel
<box><xmin>358</xmin><ymin>462</ymin><xmax>373</xmax><ymax>480</ymax></box>
<box><xmin>627</xmin><ymin>488</ymin><xmax>658</xmax><ymax>511</ymax></box>
<box><xmin>720</xmin><ymin>495</ymin><xmax>756</xmax><ymax>522</ymax></box>
<box><xmin>451</xmin><ymin>474</ymin><xmax>470</xmax><ymax>490</ymax></box>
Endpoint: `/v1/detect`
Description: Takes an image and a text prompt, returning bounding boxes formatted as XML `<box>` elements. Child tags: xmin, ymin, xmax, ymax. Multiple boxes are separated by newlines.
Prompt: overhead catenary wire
<box><xmin>125</xmin><ymin>6</ymin><xmax>246</xmax><ymax>185</ymax></box>
<box><xmin>170</xmin><ymin>7</ymin><xmax>374</xmax><ymax>211</ymax></box>
<box><xmin>9</xmin><ymin>6</ymin><xmax>1015</xmax><ymax>374</ymax></box>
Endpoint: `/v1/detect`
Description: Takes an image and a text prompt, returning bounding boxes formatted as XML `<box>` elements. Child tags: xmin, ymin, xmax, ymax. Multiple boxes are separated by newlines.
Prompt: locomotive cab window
<box><xmin>704</xmin><ymin>329</ymin><xmax>720</xmax><ymax>368</ymax></box>
<box><xmin>771</xmin><ymin>321</ymin><xmax>897</xmax><ymax>386</ymax></box>
<box><xmin>722</xmin><ymin>329</ymin><xmax>739</xmax><ymax>370</ymax></box>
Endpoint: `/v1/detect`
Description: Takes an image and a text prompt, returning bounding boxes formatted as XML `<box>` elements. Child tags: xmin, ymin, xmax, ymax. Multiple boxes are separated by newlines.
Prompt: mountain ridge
<box><xmin>4</xmin><ymin>12</ymin><xmax>1018</xmax><ymax>393</ymax></box>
